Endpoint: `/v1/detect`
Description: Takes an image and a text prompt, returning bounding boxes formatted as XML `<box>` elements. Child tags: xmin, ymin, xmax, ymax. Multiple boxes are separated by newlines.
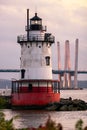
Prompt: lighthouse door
<box><xmin>28</xmin><ymin>83</ymin><xmax>32</xmax><ymax>92</ymax></box>
<box><xmin>21</xmin><ymin>69</ymin><xmax>25</xmax><ymax>79</ymax></box>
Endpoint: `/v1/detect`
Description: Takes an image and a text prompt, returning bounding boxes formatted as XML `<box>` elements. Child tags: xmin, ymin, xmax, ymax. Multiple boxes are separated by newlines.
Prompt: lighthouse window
<box><xmin>36</xmin><ymin>43</ymin><xmax>38</xmax><ymax>47</ymax></box>
<box><xmin>45</xmin><ymin>56</ymin><xmax>50</xmax><ymax>66</ymax></box>
<box><xmin>31</xmin><ymin>20</ymin><xmax>41</xmax><ymax>25</ymax></box>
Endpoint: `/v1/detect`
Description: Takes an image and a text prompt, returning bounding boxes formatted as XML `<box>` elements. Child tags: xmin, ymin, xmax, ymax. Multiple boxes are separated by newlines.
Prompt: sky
<box><xmin>0</xmin><ymin>0</ymin><xmax>87</xmax><ymax>80</ymax></box>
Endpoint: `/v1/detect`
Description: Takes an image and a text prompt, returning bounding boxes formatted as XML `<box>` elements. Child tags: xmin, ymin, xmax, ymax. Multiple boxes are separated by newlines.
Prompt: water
<box><xmin>2</xmin><ymin>89</ymin><xmax>87</xmax><ymax>130</ymax></box>
<box><xmin>3</xmin><ymin>109</ymin><xmax>87</xmax><ymax>130</ymax></box>
<box><xmin>61</xmin><ymin>88</ymin><xmax>87</xmax><ymax>102</ymax></box>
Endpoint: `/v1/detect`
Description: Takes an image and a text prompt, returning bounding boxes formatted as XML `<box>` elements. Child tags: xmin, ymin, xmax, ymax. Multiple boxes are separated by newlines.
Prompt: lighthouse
<box><xmin>11</xmin><ymin>9</ymin><xmax>60</xmax><ymax>108</ymax></box>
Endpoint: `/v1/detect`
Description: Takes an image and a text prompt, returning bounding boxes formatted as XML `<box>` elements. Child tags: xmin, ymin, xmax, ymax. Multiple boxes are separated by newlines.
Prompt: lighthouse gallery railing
<box><xmin>17</xmin><ymin>33</ymin><xmax>55</xmax><ymax>43</ymax></box>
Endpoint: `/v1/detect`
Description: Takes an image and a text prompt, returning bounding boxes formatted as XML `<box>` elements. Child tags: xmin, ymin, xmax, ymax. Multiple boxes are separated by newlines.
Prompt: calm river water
<box><xmin>2</xmin><ymin>89</ymin><xmax>87</xmax><ymax>130</ymax></box>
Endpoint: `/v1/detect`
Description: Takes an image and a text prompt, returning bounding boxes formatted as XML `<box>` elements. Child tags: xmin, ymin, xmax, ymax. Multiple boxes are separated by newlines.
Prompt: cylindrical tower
<box><xmin>57</xmin><ymin>42</ymin><xmax>62</xmax><ymax>88</ymax></box>
<box><xmin>11</xmin><ymin>9</ymin><xmax>60</xmax><ymax>108</ymax></box>
<box><xmin>63</xmin><ymin>40</ymin><xmax>68</xmax><ymax>88</ymax></box>
<box><xmin>74</xmin><ymin>39</ymin><xmax>79</xmax><ymax>88</ymax></box>
<box><xmin>63</xmin><ymin>40</ymin><xmax>71</xmax><ymax>88</ymax></box>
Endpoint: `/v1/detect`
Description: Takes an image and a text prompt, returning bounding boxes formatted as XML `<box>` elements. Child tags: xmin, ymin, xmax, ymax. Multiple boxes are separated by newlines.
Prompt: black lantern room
<box><xmin>30</xmin><ymin>13</ymin><xmax>42</xmax><ymax>30</ymax></box>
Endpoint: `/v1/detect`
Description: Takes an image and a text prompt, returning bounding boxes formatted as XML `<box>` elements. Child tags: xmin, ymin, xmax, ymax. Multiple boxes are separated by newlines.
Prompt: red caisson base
<box><xmin>11</xmin><ymin>80</ymin><xmax>60</xmax><ymax>108</ymax></box>
<box><xmin>11</xmin><ymin>92</ymin><xmax>60</xmax><ymax>106</ymax></box>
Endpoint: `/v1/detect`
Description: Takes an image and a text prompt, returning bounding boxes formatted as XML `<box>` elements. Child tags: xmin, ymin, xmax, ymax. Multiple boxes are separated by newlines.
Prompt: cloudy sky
<box><xmin>0</xmin><ymin>0</ymin><xmax>87</xmax><ymax>80</ymax></box>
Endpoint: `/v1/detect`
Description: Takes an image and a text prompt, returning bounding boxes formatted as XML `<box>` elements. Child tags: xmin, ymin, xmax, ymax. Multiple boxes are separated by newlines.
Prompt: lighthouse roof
<box><xmin>30</xmin><ymin>13</ymin><xmax>42</xmax><ymax>21</ymax></box>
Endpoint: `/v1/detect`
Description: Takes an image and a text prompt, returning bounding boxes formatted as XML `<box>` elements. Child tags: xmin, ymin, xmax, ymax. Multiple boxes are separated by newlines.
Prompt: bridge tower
<box><xmin>63</xmin><ymin>40</ymin><xmax>71</xmax><ymax>88</ymax></box>
<box><xmin>57</xmin><ymin>42</ymin><xmax>62</xmax><ymax>88</ymax></box>
<box><xmin>11</xmin><ymin>9</ymin><xmax>60</xmax><ymax>108</ymax></box>
<box><xmin>74</xmin><ymin>39</ymin><xmax>79</xmax><ymax>88</ymax></box>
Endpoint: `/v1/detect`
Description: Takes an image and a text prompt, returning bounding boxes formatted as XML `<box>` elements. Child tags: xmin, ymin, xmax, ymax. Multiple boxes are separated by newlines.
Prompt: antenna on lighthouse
<box><xmin>27</xmin><ymin>9</ymin><xmax>29</xmax><ymax>41</ymax></box>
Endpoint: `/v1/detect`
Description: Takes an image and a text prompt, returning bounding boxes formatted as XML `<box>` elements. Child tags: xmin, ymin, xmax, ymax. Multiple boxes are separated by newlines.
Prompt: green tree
<box><xmin>0</xmin><ymin>97</ymin><xmax>7</xmax><ymax>109</ymax></box>
<box><xmin>39</xmin><ymin>115</ymin><xmax>63</xmax><ymax>130</ymax></box>
<box><xmin>75</xmin><ymin>119</ymin><xmax>83</xmax><ymax>130</ymax></box>
<box><xmin>0</xmin><ymin>111</ymin><xmax>19</xmax><ymax>130</ymax></box>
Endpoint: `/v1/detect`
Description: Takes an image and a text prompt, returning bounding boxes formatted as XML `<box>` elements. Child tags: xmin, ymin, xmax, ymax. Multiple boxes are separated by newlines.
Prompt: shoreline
<box><xmin>0</xmin><ymin>96</ymin><xmax>87</xmax><ymax>111</ymax></box>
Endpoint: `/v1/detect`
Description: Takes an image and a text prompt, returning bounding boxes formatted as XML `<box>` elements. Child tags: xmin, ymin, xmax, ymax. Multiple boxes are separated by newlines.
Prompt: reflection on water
<box><xmin>2</xmin><ymin>89</ymin><xmax>87</xmax><ymax>130</ymax></box>
<box><xmin>3</xmin><ymin>109</ymin><xmax>87</xmax><ymax>130</ymax></box>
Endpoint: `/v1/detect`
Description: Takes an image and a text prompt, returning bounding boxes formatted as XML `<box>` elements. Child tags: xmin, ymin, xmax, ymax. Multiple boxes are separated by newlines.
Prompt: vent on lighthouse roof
<box><xmin>30</xmin><ymin>13</ymin><xmax>42</xmax><ymax>21</ymax></box>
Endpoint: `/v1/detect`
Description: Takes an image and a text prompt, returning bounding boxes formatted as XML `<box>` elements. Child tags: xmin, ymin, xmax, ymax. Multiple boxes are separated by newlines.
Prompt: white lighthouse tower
<box><xmin>11</xmin><ymin>9</ymin><xmax>60</xmax><ymax>108</ymax></box>
<box><xmin>20</xmin><ymin>10</ymin><xmax>53</xmax><ymax>80</ymax></box>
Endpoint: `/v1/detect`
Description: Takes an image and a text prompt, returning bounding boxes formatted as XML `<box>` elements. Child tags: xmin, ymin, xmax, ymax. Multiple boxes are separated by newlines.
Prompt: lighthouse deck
<box><xmin>17</xmin><ymin>33</ymin><xmax>55</xmax><ymax>43</ymax></box>
<box><xmin>12</xmin><ymin>79</ymin><xmax>60</xmax><ymax>94</ymax></box>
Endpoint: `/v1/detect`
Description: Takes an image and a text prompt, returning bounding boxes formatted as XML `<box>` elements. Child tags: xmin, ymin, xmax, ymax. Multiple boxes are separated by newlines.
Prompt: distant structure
<box><xmin>74</xmin><ymin>39</ymin><xmax>79</xmax><ymax>88</ymax></box>
<box><xmin>57</xmin><ymin>39</ymin><xmax>79</xmax><ymax>89</ymax></box>
<box><xmin>57</xmin><ymin>42</ymin><xmax>61</xmax><ymax>85</ymax></box>
<box><xmin>63</xmin><ymin>40</ymin><xmax>71</xmax><ymax>88</ymax></box>
<box><xmin>11</xmin><ymin>9</ymin><xmax>60</xmax><ymax>108</ymax></box>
